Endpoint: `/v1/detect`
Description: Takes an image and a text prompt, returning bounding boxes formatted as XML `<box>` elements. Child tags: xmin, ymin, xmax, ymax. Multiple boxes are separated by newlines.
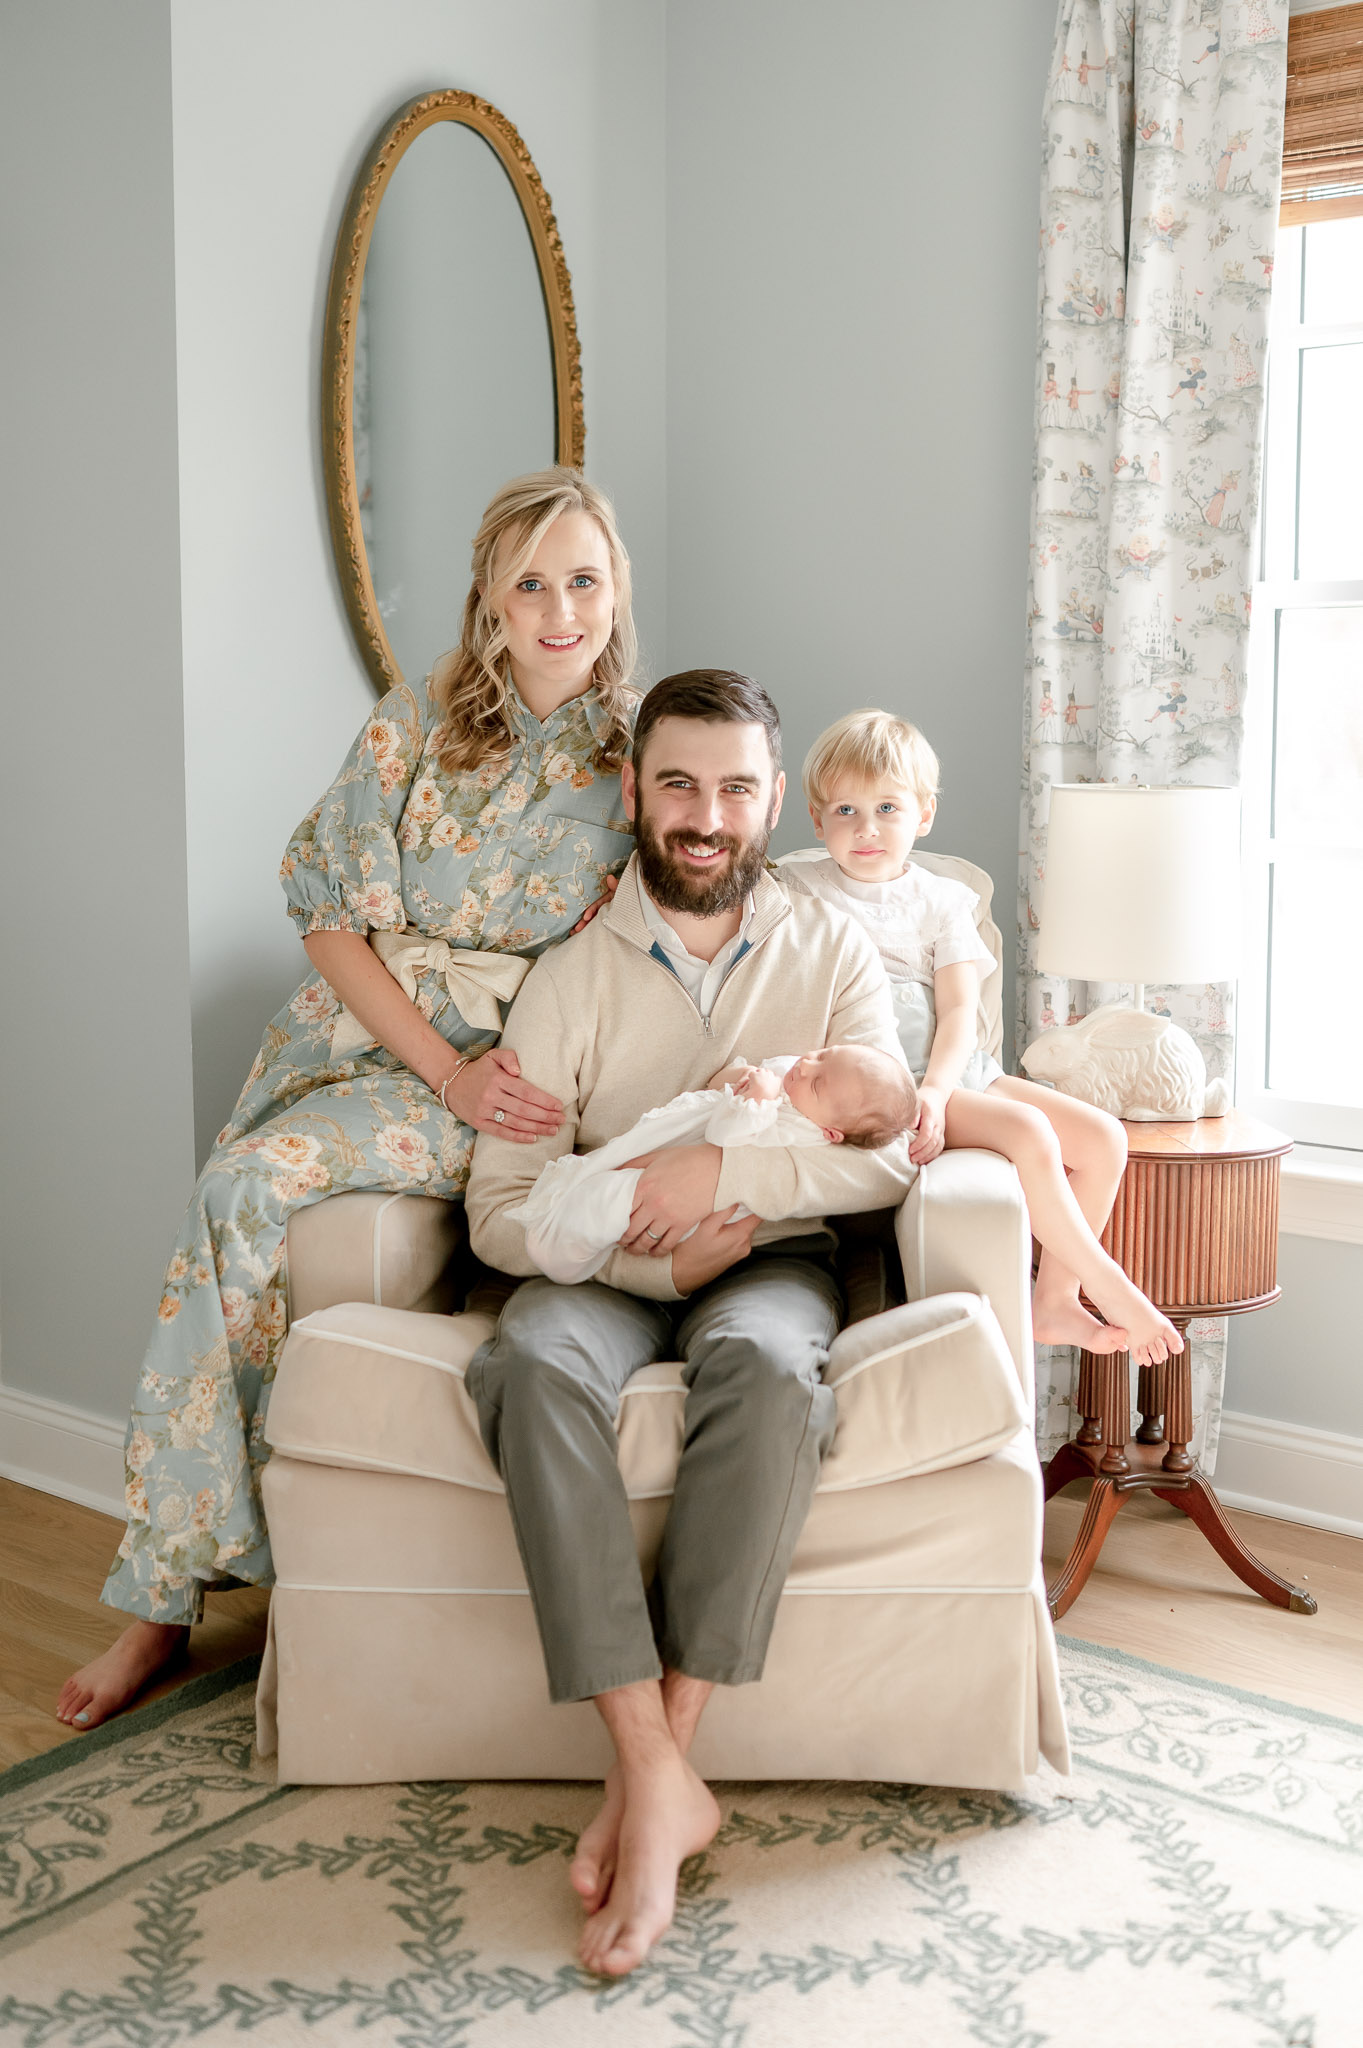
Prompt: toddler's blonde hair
<box><xmin>802</xmin><ymin>709</ymin><xmax>940</xmax><ymax>812</ymax></box>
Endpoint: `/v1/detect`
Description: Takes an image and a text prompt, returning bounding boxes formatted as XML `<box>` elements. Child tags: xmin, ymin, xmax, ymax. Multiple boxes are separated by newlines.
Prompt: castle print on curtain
<box><xmin>1019</xmin><ymin>0</ymin><xmax>1287</xmax><ymax>1465</ymax></box>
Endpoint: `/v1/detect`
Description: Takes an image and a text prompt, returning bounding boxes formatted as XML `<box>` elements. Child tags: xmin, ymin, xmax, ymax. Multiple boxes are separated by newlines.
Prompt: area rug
<box><xmin>1</xmin><ymin>1639</ymin><xmax>1359</xmax><ymax>2048</ymax></box>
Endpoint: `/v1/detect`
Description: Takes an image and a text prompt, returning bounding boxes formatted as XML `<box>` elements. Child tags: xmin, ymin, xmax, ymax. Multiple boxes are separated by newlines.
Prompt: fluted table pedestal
<box><xmin>1043</xmin><ymin>1110</ymin><xmax>1314</xmax><ymax>1621</ymax></box>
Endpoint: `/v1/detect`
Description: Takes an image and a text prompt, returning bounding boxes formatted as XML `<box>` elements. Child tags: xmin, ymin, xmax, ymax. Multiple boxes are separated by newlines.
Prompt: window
<box><xmin>1239</xmin><ymin>214</ymin><xmax>1363</xmax><ymax>1150</ymax></box>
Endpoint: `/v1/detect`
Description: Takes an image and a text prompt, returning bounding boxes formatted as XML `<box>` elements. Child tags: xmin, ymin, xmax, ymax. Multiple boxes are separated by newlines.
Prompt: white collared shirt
<box><xmin>635</xmin><ymin>867</ymin><xmax>754</xmax><ymax>1021</ymax></box>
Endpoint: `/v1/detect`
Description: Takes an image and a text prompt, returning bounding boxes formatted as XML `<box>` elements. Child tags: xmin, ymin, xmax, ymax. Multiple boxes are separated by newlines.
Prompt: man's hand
<box><xmin>909</xmin><ymin>1083</ymin><xmax>949</xmax><ymax>1166</ymax></box>
<box><xmin>621</xmin><ymin>1143</ymin><xmax>723</xmax><ymax>1254</ymax></box>
<box><xmin>670</xmin><ymin>1205</ymin><xmax>760</xmax><ymax>1293</ymax></box>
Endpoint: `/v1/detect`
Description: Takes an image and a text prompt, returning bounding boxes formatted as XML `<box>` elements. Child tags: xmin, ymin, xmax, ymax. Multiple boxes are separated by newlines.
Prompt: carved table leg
<box><xmin>1043</xmin><ymin>1439</ymin><xmax>1094</xmax><ymax>1503</ymax></box>
<box><xmin>1151</xmin><ymin>1475</ymin><xmax>1318</xmax><ymax>1614</ymax></box>
<box><xmin>1098</xmin><ymin>1353</ymin><xmax>1131</xmax><ymax>1476</ymax></box>
<box><xmin>1046</xmin><ymin>1477</ymin><xmax>1127</xmax><ymax>1620</ymax></box>
<box><xmin>1161</xmin><ymin>1319</ymin><xmax>1195</xmax><ymax>1475</ymax></box>
<box><xmin>1135</xmin><ymin>1360</ymin><xmax>1165</xmax><ymax>1445</ymax></box>
<box><xmin>1076</xmin><ymin>1350</ymin><xmax>1103</xmax><ymax>1448</ymax></box>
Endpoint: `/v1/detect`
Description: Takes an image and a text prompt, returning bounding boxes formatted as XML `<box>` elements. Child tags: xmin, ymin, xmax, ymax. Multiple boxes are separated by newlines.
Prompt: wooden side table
<box><xmin>1043</xmin><ymin>1109</ymin><xmax>1315</xmax><ymax>1621</ymax></box>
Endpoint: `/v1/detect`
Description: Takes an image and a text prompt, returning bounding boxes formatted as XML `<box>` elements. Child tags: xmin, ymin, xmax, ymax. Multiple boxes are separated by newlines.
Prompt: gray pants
<box><xmin>466</xmin><ymin>1240</ymin><xmax>842</xmax><ymax>1703</ymax></box>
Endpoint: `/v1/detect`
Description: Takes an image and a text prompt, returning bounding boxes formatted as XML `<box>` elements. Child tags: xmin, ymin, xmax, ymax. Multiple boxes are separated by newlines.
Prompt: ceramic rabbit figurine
<box><xmin>1020</xmin><ymin>1001</ymin><xmax>1229</xmax><ymax>1121</ymax></box>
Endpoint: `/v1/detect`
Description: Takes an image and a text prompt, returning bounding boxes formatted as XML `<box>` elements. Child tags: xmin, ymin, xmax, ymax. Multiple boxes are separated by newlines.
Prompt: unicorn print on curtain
<box><xmin>1019</xmin><ymin>0</ymin><xmax>1288</xmax><ymax>1465</ymax></box>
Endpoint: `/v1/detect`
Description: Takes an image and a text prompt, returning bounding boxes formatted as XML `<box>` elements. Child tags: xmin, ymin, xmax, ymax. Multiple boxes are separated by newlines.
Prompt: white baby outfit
<box><xmin>505</xmin><ymin>1057</ymin><xmax>829</xmax><ymax>1285</ymax></box>
<box><xmin>787</xmin><ymin>857</ymin><xmax>1003</xmax><ymax>1091</ymax></box>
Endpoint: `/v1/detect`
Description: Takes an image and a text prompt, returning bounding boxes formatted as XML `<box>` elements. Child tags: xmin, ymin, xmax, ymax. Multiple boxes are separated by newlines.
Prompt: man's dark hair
<box><xmin>631</xmin><ymin>670</ymin><xmax>782</xmax><ymax>774</ymax></box>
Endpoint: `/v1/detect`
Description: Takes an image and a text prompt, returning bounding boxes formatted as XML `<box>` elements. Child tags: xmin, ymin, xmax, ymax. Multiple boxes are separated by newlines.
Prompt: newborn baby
<box><xmin>506</xmin><ymin>1043</ymin><xmax>917</xmax><ymax>1286</ymax></box>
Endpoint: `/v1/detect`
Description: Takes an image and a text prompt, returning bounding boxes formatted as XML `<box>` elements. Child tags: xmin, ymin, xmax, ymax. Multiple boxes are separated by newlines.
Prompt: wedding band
<box><xmin>645</xmin><ymin>1227</ymin><xmax>662</xmax><ymax>1240</ymax></box>
<box><xmin>493</xmin><ymin>1109</ymin><xmax>505</xmax><ymax>1124</ymax></box>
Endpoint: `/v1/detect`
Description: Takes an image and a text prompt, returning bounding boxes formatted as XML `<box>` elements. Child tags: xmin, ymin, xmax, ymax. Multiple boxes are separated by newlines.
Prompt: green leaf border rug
<box><xmin>1</xmin><ymin>1638</ymin><xmax>1358</xmax><ymax>2047</ymax></box>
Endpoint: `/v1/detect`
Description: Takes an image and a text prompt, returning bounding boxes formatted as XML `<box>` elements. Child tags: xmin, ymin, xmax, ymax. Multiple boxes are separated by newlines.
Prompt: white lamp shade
<box><xmin>1038</xmin><ymin>785</ymin><xmax>1242</xmax><ymax>985</ymax></box>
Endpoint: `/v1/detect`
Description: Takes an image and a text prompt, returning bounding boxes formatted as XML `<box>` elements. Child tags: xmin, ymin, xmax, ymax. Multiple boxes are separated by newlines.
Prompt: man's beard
<box><xmin>634</xmin><ymin>802</ymin><xmax>771</xmax><ymax>917</ymax></box>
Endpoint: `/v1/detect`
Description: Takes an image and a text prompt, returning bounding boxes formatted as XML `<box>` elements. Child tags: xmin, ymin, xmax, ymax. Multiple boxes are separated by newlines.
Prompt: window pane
<box><xmin>1268</xmin><ymin>853</ymin><xmax>1363</xmax><ymax>1106</ymax></box>
<box><xmin>1303</xmin><ymin>215</ymin><xmax>1363</xmax><ymax>328</ymax></box>
<box><xmin>1273</xmin><ymin>608</ymin><xmax>1363</xmax><ymax>849</ymax></box>
<box><xmin>1297</xmin><ymin>344</ymin><xmax>1363</xmax><ymax>580</ymax></box>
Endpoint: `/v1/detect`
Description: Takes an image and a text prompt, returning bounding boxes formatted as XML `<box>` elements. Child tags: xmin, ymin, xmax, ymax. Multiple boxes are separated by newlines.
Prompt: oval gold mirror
<box><xmin>323</xmin><ymin>90</ymin><xmax>584</xmax><ymax>695</ymax></box>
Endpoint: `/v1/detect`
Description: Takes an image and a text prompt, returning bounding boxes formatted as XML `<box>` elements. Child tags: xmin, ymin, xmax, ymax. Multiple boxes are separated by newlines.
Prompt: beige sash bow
<box><xmin>329</xmin><ymin>932</ymin><xmax>533</xmax><ymax>1059</ymax></box>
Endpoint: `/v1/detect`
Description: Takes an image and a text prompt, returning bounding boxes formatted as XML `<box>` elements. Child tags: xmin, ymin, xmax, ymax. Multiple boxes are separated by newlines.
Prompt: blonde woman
<box><xmin>59</xmin><ymin>468</ymin><xmax>639</xmax><ymax>1729</ymax></box>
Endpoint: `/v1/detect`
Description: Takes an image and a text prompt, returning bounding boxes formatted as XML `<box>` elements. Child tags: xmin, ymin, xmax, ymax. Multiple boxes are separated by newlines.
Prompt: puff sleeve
<box><xmin>279</xmin><ymin>677</ymin><xmax>430</xmax><ymax>935</ymax></box>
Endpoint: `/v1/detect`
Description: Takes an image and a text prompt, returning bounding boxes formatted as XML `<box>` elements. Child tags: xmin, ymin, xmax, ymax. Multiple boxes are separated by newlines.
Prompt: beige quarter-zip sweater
<box><xmin>465</xmin><ymin>856</ymin><xmax>914</xmax><ymax>1301</ymax></box>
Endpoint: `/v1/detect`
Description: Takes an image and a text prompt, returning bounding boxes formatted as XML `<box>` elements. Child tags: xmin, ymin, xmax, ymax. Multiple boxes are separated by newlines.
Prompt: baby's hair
<box><xmin>802</xmin><ymin>709</ymin><xmax>940</xmax><ymax>812</ymax></box>
<box><xmin>840</xmin><ymin>1066</ymin><xmax>920</xmax><ymax>1151</ymax></box>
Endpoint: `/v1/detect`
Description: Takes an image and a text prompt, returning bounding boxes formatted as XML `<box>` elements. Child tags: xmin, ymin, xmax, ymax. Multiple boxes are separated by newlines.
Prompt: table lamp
<box><xmin>1020</xmin><ymin>785</ymin><xmax>1242</xmax><ymax>1121</ymax></box>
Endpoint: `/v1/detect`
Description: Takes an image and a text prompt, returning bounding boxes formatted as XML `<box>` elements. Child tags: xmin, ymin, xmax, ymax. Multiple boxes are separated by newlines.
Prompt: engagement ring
<box><xmin>493</xmin><ymin>1109</ymin><xmax>505</xmax><ymax>1123</ymax></box>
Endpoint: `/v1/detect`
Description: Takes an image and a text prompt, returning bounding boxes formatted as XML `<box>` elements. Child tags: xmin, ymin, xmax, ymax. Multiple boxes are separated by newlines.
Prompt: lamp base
<box><xmin>1020</xmin><ymin>1000</ymin><xmax>1229</xmax><ymax>1121</ymax></box>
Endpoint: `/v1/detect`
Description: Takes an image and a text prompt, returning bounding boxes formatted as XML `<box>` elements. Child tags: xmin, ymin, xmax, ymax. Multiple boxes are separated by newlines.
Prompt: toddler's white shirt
<box><xmin>504</xmin><ymin>1057</ymin><xmax>827</xmax><ymax>1285</ymax></box>
<box><xmin>787</xmin><ymin>856</ymin><xmax>995</xmax><ymax>990</ymax></box>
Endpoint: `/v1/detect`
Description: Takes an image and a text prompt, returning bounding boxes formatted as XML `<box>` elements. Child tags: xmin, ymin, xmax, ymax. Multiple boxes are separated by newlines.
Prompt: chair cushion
<box><xmin>265</xmin><ymin>1291</ymin><xmax>1024</xmax><ymax>1500</ymax></box>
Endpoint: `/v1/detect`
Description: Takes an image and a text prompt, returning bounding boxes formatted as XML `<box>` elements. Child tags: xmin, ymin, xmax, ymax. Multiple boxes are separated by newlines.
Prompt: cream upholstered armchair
<box><xmin>255</xmin><ymin>853</ymin><xmax>1069</xmax><ymax>1791</ymax></box>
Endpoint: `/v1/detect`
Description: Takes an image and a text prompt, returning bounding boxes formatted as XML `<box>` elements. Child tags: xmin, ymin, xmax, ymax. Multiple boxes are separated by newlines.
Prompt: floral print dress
<box><xmin>102</xmin><ymin>674</ymin><xmax>634</xmax><ymax>1624</ymax></box>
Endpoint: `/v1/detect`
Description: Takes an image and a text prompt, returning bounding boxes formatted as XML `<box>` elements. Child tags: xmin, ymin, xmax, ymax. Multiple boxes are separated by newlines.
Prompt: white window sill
<box><xmin>1280</xmin><ymin>1144</ymin><xmax>1363</xmax><ymax>1247</ymax></box>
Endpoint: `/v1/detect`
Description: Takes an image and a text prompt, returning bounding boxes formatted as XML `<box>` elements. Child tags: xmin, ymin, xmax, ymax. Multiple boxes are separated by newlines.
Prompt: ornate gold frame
<box><xmin>322</xmin><ymin>90</ymin><xmax>585</xmax><ymax>696</ymax></box>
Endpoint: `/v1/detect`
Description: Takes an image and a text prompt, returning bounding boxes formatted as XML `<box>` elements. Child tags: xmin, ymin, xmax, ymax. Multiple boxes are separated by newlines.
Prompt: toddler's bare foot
<box><xmin>571</xmin><ymin>1764</ymin><xmax>625</xmax><ymax>1913</ymax></box>
<box><xmin>1089</xmin><ymin>1272</ymin><xmax>1183</xmax><ymax>1366</ymax></box>
<box><xmin>56</xmin><ymin>1620</ymin><xmax>189</xmax><ymax>1730</ymax></box>
<box><xmin>1032</xmin><ymin>1292</ymin><xmax>1130</xmax><ymax>1353</ymax></box>
<box><xmin>578</xmin><ymin>1752</ymin><xmax>720</xmax><ymax>1977</ymax></box>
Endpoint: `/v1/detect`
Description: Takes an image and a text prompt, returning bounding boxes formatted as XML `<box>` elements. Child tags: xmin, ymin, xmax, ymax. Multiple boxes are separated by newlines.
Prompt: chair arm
<box><xmin>285</xmin><ymin>1191</ymin><xmax>466</xmax><ymax>1321</ymax></box>
<box><xmin>896</xmin><ymin>1150</ymin><xmax>1033</xmax><ymax>1405</ymax></box>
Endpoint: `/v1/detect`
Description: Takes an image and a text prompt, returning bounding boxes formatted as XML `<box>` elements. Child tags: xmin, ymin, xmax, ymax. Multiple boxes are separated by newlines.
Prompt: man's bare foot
<box><xmin>578</xmin><ymin>1751</ymin><xmax>720</xmax><ymax>1977</ymax></box>
<box><xmin>55</xmin><ymin>1620</ymin><xmax>189</xmax><ymax>1730</ymax></box>
<box><xmin>571</xmin><ymin>1764</ymin><xmax>624</xmax><ymax>1914</ymax></box>
<box><xmin>1088</xmin><ymin>1270</ymin><xmax>1184</xmax><ymax>1366</ymax></box>
<box><xmin>1032</xmin><ymin>1290</ymin><xmax>1130</xmax><ymax>1353</ymax></box>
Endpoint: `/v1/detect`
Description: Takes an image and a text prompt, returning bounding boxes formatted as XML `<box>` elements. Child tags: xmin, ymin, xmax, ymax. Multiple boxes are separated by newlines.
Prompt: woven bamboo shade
<box><xmin>1282</xmin><ymin>3</ymin><xmax>1363</xmax><ymax>222</ymax></box>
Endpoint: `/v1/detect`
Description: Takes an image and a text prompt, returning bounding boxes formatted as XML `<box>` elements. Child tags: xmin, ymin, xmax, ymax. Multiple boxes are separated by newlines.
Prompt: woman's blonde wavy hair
<box><xmin>431</xmin><ymin>467</ymin><xmax>637</xmax><ymax>776</ymax></box>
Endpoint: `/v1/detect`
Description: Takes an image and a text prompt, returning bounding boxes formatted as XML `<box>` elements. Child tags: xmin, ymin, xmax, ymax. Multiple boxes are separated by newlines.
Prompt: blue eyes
<box><xmin>834</xmin><ymin>803</ymin><xmax>900</xmax><ymax>817</ymax></box>
<box><xmin>516</xmin><ymin>575</ymin><xmax>596</xmax><ymax>592</ymax></box>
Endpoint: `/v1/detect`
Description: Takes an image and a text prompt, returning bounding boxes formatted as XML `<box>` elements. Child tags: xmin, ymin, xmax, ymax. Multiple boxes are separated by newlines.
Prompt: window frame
<box><xmin>1238</xmin><ymin>219</ymin><xmax>1363</xmax><ymax>1152</ymax></box>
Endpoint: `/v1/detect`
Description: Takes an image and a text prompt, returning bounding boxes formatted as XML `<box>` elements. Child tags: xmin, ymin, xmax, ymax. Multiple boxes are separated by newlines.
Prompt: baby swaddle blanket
<box><xmin>505</xmin><ymin>1060</ymin><xmax>827</xmax><ymax>1285</ymax></box>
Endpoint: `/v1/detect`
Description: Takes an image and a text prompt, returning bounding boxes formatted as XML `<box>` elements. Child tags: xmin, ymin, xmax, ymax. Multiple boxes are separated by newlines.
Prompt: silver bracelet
<box><xmin>438</xmin><ymin>1055</ymin><xmax>473</xmax><ymax>1112</ymax></box>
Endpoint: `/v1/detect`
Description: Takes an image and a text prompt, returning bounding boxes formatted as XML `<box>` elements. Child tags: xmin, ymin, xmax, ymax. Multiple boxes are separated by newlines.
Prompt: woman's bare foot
<box><xmin>571</xmin><ymin>1764</ymin><xmax>625</xmax><ymax>1914</ymax></box>
<box><xmin>577</xmin><ymin>1751</ymin><xmax>720</xmax><ymax>1977</ymax></box>
<box><xmin>1032</xmin><ymin>1288</ymin><xmax>1130</xmax><ymax>1353</ymax></box>
<box><xmin>55</xmin><ymin>1620</ymin><xmax>189</xmax><ymax>1730</ymax></box>
<box><xmin>1088</xmin><ymin>1269</ymin><xmax>1184</xmax><ymax>1366</ymax></box>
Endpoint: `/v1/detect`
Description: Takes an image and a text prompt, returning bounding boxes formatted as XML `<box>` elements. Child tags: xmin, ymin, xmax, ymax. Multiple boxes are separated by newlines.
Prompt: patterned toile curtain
<box><xmin>1019</xmin><ymin>0</ymin><xmax>1288</xmax><ymax>1468</ymax></box>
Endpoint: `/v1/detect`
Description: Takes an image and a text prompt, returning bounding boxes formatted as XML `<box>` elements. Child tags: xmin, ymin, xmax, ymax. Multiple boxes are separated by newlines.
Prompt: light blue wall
<box><xmin>664</xmin><ymin>0</ymin><xmax>1057</xmax><ymax>1053</ymax></box>
<box><xmin>171</xmin><ymin>0</ymin><xmax>669</xmax><ymax>1162</ymax></box>
<box><xmin>0</xmin><ymin>0</ymin><xmax>196</xmax><ymax>1417</ymax></box>
<box><xmin>1225</xmin><ymin>1235</ymin><xmax>1363</xmax><ymax>1437</ymax></box>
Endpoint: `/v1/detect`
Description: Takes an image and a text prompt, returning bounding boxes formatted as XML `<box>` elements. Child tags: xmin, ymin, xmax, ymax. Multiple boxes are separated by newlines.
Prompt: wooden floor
<box><xmin>2</xmin><ymin>1475</ymin><xmax>1360</xmax><ymax>1771</ymax></box>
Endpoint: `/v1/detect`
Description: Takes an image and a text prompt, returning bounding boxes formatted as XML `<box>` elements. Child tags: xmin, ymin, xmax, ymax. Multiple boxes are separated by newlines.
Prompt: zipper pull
<box><xmin>703</xmin><ymin>1015</ymin><xmax>713</xmax><ymax>1036</ymax></box>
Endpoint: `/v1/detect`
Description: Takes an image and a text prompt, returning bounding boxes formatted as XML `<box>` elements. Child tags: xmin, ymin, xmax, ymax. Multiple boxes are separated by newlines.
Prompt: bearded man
<box><xmin>465</xmin><ymin>669</ymin><xmax>912</xmax><ymax>1979</ymax></box>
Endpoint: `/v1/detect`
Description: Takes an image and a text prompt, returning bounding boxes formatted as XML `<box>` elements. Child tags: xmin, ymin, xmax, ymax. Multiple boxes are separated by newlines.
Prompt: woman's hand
<box><xmin>620</xmin><ymin>1144</ymin><xmax>723</xmax><ymax>1254</ymax></box>
<box><xmin>444</xmin><ymin>1048</ymin><xmax>564</xmax><ymax>1144</ymax></box>
<box><xmin>909</xmin><ymin>1084</ymin><xmax>949</xmax><ymax>1166</ymax></box>
<box><xmin>569</xmin><ymin>872</ymin><xmax>620</xmax><ymax>934</ymax></box>
<box><xmin>670</xmin><ymin>1205</ymin><xmax>760</xmax><ymax>1293</ymax></box>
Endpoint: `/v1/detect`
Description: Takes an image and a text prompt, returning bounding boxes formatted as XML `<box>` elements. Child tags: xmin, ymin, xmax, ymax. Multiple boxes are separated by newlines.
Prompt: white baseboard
<box><xmin>0</xmin><ymin>1383</ymin><xmax>126</xmax><ymax>1522</ymax></box>
<box><xmin>1214</xmin><ymin>1409</ymin><xmax>1363</xmax><ymax>1539</ymax></box>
